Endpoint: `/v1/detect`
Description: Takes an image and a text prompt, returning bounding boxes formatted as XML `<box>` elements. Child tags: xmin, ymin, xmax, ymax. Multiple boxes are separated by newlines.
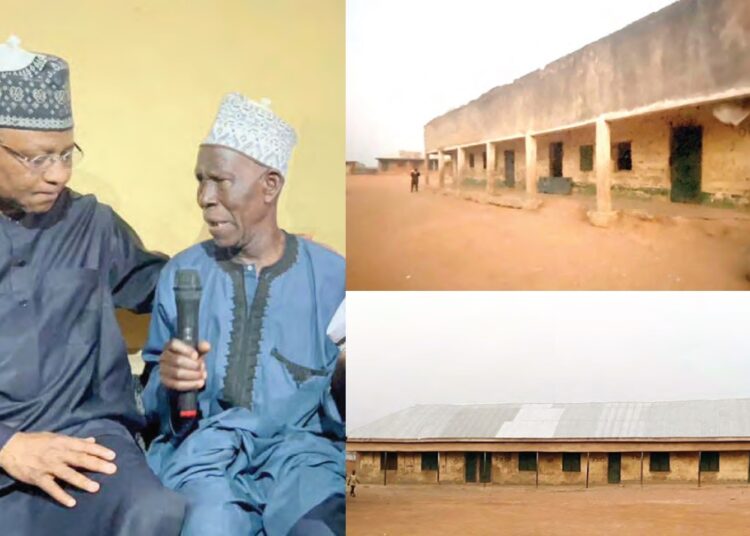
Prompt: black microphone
<box><xmin>173</xmin><ymin>269</ymin><xmax>202</xmax><ymax>433</ymax></box>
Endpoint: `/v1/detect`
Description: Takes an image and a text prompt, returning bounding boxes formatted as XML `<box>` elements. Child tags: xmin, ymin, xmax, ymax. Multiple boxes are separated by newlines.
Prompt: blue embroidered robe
<box><xmin>142</xmin><ymin>233</ymin><xmax>345</xmax><ymax>535</ymax></box>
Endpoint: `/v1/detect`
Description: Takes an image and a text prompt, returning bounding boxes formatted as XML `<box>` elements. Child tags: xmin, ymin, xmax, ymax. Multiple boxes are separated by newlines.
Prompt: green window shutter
<box><xmin>421</xmin><ymin>452</ymin><xmax>438</xmax><ymax>471</ymax></box>
<box><xmin>580</xmin><ymin>145</ymin><xmax>593</xmax><ymax>171</ymax></box>
<box><xmin>650</xmin><ymin>452</ymin><xmax>670</xmax><ymax>472</ymax></box>
<box><xmin>700</xmin><ymin>452</ymin><xmax>720</xmax><ymax>472</ymax></box>
<box><xmin>519</xmin><ymin>452</ymin><xmax>537</xmax><ymax>471</ymax></box>
<box><xmin>562</xmin><ymin>453</ymin><xmax>581</xmax><ymax>472</ymax></box>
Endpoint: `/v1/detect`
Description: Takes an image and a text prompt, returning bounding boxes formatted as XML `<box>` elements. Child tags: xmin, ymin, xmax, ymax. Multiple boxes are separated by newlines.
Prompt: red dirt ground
<box><xmin>346</xmin><ymin>174</ymin><xmax>750</xmax><ymax>290</ymax></box>
<box><xmin>346</xmin><ymin>484</ymin><xmax>750</xmax><ymax>536</ymax></box>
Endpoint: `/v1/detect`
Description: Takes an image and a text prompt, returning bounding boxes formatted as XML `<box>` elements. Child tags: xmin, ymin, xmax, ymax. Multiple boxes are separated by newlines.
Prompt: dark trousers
<box><xmin>411</xmin><ymin>179</ymin><xmax>419</xmax><ymax>192</ymax></box>
<box><xmin>349</xmin><ymin>485</ymin><xmax>356</xmax><ymax>497</ymax></box>
<box><xmin>0</xmin><ymin>434</ymin><xmax>186</xmax><ymax>536</ymax></box>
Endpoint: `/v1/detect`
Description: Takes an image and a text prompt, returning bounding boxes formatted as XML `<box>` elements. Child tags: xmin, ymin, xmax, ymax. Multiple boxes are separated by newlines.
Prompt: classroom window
<box><xmin>580</xmin><ymin>145</ymin><xmax>593</xmax><ymax>171</ymax></box>
<box><xmin>700</xmin><ymin>452</ymin><xmax>720</xmax><ymax>472</ymax></box>
<box><xmin>518</xmin><ymin>452</ymin><xmax>537</xmax><ymax>471</ymax></box>
<box><xmin>562</xmin><ymin>453</ymin><xmax>581</xmax><ymax>472</ymax></box>
<box><xmin>649</xmin><ymin>452</ymin><xmax>670</xmax><ymax>472</ymax></box>
<box><xmin>421</xmin><ymin>452</ymin><xmax>438</xmax><ymax>471</ymax></box>
<box><xmin>380</xmin><ymin>452</ymin><xmax>398</xmax><ymax>470</ymax></box>
<box><xmin>616</xmin><ymin>142</ymin><xmax>632</xmax><ymax>171</ymax></box>
<box><xmin>469</xmin><ymin>153</ymin><xmax>475</xmax><ymax>168</ymax></box>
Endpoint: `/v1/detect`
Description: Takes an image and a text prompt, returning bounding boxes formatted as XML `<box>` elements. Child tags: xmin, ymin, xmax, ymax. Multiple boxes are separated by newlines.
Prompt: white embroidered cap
<box><xmin>202</xmin><ymin>93</ymin><xmax>297</xmax><ymax>177</ymax></box>
<box><xmin>0</xmin><ymin>35</ymin><xmax>73</xmax><ymax>131</ymax></box>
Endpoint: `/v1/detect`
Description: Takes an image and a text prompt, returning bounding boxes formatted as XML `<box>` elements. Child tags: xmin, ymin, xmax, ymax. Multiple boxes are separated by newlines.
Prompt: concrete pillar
<box><xmin>456</xmin><ymin>147</ymin><xmax>466</xmax><ymax>187</ymax></box>
<box><xmin>486</xmin><ymin>142</ymin><xmax>495</xmax><ymax>194</ymax></box>
<box><xmin>525</xmin><ymin>133</ymin><xmax>537</xmax><ymax>195</ymax></box>
<box><xmin>640</xmin><ymin>452</ymin><xmax>644</xmax><ymax>487</ymax></box>
<box><xmin>437</xmin><ymin>150</ymin><xmax>445</xmax><ymax>188</ymax></box>
<box><xmin>595</xmin><ymin>116</ymin><xmax>613</xmax><ymax>212</ymax></box>
<box><xmin>423</xmin><ymin>152</ymin><xmax>430</xmax><ymax>186</ymax></box>
<box><xmin>587</xmin><ymin>116</ymin><xmax>619</xmax><ymax>227</ymax></box>
<box><xmin>437</xmin><ymin>452</ymin><xmax>441</xmax><ymax>484</ymax></box>
<box><xmin>586</xmin><ymin>452</ymin><xmax>590</xmax><ymax>488</ymax></box>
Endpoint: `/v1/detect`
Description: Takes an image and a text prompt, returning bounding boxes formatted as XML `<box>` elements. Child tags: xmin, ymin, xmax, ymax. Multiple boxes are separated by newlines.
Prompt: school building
<box><xmin>347</xmin><ymin>400</ymin><xmax>750</xmax><ymax>487</ymax></box>
<box><xmin>423</xmin><ymin>0</ymin><xmax>750</xmax><ymax>225</ymax></box>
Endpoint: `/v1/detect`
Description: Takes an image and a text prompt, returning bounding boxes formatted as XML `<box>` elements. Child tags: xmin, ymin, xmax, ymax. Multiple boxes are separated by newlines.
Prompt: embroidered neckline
<box><xmin>218</xmin><ymin>233</ymin><xmax>299</xmax><ymax>410</ymax></box>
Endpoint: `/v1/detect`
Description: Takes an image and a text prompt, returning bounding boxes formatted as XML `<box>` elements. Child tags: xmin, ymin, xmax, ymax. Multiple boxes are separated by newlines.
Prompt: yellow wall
<box><xmin>2</xmin><ymin>0</ymin><xmax>345</xmax><ymax>255</ymax></box>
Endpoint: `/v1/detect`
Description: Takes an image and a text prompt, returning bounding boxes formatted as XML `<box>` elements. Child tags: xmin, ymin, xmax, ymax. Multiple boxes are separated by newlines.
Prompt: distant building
<box><xmin>346</xmin><ymin>160</ymin><xmax>362</xmax><ymax>174</ymax></box>
<box><xmin>376</xmin><ymin>151</ymin><xmax>426</xmax><ymax>174</ymax></box>
<box><xmin>346</xmin><ymin>160</ymin><xmax>377</xmax><ymax>175</ymax></box>
<box><xmin>424</xmin><ymin>0</ymin><xmax>750</xmax><ymax>218</ymax></box>
<box><xmin>347</xmin><ymin>400</ymin><xmax>750</xmax><ymax>487</ymax></box>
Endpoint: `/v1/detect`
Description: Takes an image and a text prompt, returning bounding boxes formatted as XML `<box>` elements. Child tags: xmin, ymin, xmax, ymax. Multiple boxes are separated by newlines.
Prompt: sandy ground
<box><xmin>346</xmin><ymin>484</ymin><xmax>750</xmax><ymax>536</ymax></box>
<box><xmin>346</xmin><ymin>174</ymin><xmax>750</xmax><ymax>290</ymax></box>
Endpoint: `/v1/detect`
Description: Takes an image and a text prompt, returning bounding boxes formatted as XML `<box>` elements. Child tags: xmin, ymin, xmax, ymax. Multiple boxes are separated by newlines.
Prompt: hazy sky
<box><xmin>346</xmin><ymin>0</ymin><xmax>677</xmax><ymax>166</ymax></box>
<box><xmin>347</xmin><ymin>292</ymin><xmax>750</xmax><ymax>432</ymax></box>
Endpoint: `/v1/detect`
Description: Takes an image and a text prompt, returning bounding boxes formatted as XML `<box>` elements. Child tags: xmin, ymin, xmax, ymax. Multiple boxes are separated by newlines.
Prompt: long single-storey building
<box><xmin>347</xmin><ymin>400</ymin><xmax>750</xmax><ymax>487</ymax></box>
<box><xmin>423</xmin><ymin>0</ymin><xmax>750</xmax><ymax>223</ymax></box>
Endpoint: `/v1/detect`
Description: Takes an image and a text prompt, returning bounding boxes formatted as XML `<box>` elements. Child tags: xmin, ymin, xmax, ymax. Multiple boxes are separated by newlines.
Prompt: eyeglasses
<box><xmin>0</xmin><ymin>142</ymin><xmax>84</xmax><ymax>171</ymax></box>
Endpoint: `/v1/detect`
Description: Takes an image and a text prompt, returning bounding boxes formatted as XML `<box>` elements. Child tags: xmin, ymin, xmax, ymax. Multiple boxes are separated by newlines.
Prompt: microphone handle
<box><xmin>175</xmin><ymin>298</ymin><xmax>200</xmax><ymax>423</ymax></box>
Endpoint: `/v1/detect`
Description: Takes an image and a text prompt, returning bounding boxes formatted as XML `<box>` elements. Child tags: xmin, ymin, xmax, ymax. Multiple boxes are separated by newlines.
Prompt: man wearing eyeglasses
<box><xmin>0</xmin><ymin>37</ymin><xmax>186</xmax><ymax>535</ymax></box>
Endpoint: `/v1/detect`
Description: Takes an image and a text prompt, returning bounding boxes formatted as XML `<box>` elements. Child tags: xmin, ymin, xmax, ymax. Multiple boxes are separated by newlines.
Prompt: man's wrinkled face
<box><xmin>195</xmin><ymin>145</ymin><xmax>280</xmax><ymax>249</ymax></box>
<box><xmin>0</xmin><ymin>128</ymin><xmax>75</xmax><ymax>214</ymax></box>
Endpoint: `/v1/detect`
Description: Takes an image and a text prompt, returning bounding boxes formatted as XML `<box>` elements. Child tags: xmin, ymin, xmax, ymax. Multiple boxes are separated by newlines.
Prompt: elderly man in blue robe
<box><xmin>141</xmin><ymin>94</ymin><xmax>345</xmax><ymax>535</ymax></box>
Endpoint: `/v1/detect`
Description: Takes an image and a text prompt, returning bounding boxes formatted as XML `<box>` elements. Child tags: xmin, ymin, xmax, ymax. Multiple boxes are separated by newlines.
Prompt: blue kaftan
<box><xmin>142</xmin><ymin>233</ymin><xmax>345</xmax><ymax>535</ymax></box>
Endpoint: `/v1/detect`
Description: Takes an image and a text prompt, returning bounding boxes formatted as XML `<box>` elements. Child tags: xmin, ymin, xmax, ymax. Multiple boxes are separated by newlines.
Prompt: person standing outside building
<box><xmin>410</xmin><ymin>166</ymin><xmax>420</xmax><ymax>192</ymax></box>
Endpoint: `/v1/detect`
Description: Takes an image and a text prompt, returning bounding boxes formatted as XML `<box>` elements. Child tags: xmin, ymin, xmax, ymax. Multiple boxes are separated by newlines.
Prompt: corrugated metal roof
<box><xmin>347</xmin><ymin>399</ymin><xmax>750</xmax><ymax>440</ymax></box>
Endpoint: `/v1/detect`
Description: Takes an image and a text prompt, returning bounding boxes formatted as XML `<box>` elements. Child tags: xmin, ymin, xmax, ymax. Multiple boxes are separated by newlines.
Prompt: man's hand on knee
<box><xmin>0</xmin><ymin>432</ymin><xmax>117</xmax><ymax>508</ymax></box>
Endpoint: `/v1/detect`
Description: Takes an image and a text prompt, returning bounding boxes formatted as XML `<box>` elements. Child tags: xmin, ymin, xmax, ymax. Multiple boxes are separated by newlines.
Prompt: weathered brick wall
<box><xmin>357</xmin><ymin>450</ymin><xmax>750</xmax><ymax>486</ymax></box>
<box><xmin>492</xmin><ymin>453</ymin><xmax>538</xmax><ymax>485</ymax></box>
<box><xmin>538</xmin><ymin>453</ymin><xmax>587</xmax><ymax>486</ymax></box>
<box><xmin>439</xmin><ymin>452</ymin><xmax>465</xmax><ymax>484</ymax></box>
<box><xmin>357</xmin><ymin>452</ymin><xmax>383</xmax><ymax>484</ymax></box>
<box><xmin>621</xmin><ymin>453</ymin><xmax>646</xmax><ymax>484</ymax></box>
<box><xmin>517</xmin><ymin>104</ymin><xmax>750</xmax><ymax>197</ymax></box>
<box><xmin>586</xmin><ymin>453</ymin><xmax>610</xmax><ymax>486</ymax></box>
<box><xmin>390</xmin><ymin>452</ymin><xmax>439</xmax><ymax>484</ymax></box>
<box><xmin>644</xmin><ymin>452</ymin><xmax>699</xmax><ymax>483</ymax></box>
<box><xmin>700</xmin><ymin>451</ymin><xmax>749</xmax><ymax>484</ymax></box>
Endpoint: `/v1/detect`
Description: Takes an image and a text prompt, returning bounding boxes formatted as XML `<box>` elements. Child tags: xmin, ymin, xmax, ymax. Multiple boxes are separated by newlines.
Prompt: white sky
<box><xmin>346</xmin><ymin>0</ymin><xmax>678</xmax><ymax>166</ymax></box>
<box><xmin>347</xmin><ymin>292</ymin><xmax>750</xmax><ymax>431</ymax></box>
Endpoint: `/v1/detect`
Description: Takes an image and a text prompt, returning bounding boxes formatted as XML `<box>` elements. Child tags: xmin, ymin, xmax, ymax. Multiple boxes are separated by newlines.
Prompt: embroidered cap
<box><xmin>0</xmin><ymin>35</ymin><xmax>73</xmax><ymax>131</ymax></box>
<box><xmin>202</xmin><ymin>93</ymin><xmax>297</xmax><ymax>177</ymax></box>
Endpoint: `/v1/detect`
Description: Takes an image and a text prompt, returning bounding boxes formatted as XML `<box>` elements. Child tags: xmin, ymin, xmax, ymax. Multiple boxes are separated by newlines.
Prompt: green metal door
<box><xmin>465</xmin><ymin>453</ymin><xmax>478</xmax><ymax>483</ymax></box>
<box><xmin>608</xmin><ymin>453</ymin><xmax>621</xmax><ymax>484</ymax></box>
<box><xmin>479</xmin><ymin>452</ymin><xmax>492</xmax><ymax>483</ymax></box>
<box><xmin>504</xmin><ymin>150</ymin><xmax>515</xmax><ymax>187</ymax></box>
<box><xmin>670</xmin><ymin>126</ymin><xmax>702</xmax><ymax>203</ymax></box>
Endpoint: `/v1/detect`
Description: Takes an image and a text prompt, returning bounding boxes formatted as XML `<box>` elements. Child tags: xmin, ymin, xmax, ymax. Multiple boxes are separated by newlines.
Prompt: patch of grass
<box><xmin>491</xmin><ymin>179</ymin><xmax>515</xmax><ymax>191</ymax></box>
<box><xmin>612</xmin><ymin>185</ymin><xmax>670</xmax><ymax>198</ymax></box>
<box><xmin>460</xmin><ymin>177</ymin><xmax>487</xmax><ymax>190</ymax></box>
<box><xmin>572</xmin><ymin>182</ymin><xmax>596</xmax><ymax>196</ymax></box>
<box><xmin>698</xmin><ymin>192</ymin><xmax>750</xmax><ymax>210</ymax></box>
